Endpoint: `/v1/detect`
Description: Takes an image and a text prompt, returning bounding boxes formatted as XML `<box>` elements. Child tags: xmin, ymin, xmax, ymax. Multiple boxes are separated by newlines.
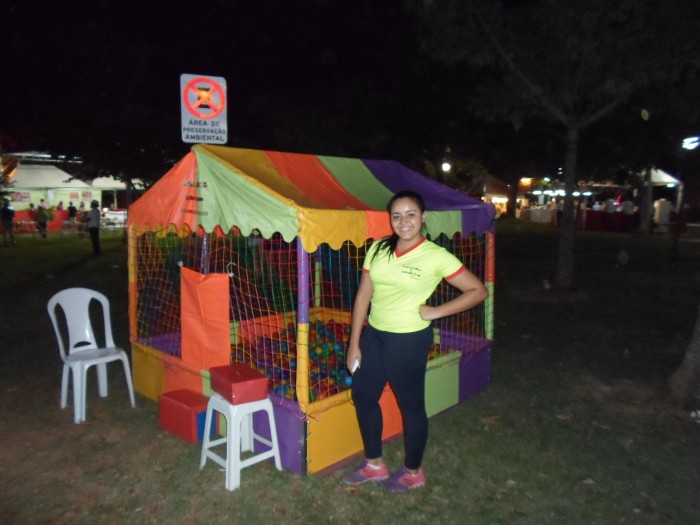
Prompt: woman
<box><xmin>344</xmin><ymin>190</ymin><xmax>488</xmax><ymax>492</ymax></box>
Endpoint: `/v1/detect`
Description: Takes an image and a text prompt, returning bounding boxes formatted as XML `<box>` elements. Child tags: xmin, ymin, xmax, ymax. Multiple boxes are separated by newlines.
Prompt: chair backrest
<box><xmin>47</xmin><ymin>288</ymin><xmax>116</xmax><ymax>360</ymax></box>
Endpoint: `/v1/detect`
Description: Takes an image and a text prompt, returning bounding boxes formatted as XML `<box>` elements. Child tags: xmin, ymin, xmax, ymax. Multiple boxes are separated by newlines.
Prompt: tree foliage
<box><xmin>410</xmin><ymin>0</ymin><xmax>700</xmax><ymax>407</ymax></box>
<box><xmin>408</xmin><ymin>0</ymin><xmax>700</xmax><ymax>289</ymax></box>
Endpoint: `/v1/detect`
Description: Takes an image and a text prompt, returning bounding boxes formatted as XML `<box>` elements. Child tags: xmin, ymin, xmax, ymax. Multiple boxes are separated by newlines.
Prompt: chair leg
<box><xmin>81</xmin><ymin>365</ymin><xmax>91</xmax><ymax>423</ymax></box>
<box><xmin>72</xmin><ymin>366</ymin><xmax>84</xmax><ymax>424</ymax></box>
<box><xmin>120</xmin><ymin>356</ymin><xmax>136</xmax><ymax>408</ymax></box>
<box><xmin>61</xmin><ymin>365</ymin><xmax>69</xmax><ymax>409</ymax></box>
<box><xmin>97</xmin><ymin>363</ymin><xmax>108</xmax><ymax>398</ymax></box>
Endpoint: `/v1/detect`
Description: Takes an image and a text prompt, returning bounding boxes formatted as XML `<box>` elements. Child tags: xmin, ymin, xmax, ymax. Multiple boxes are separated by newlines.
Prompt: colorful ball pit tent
<box><xmin>127</xmin><ymin>144</ymin><xmax>495</xmax><ymax>474</ymax></box>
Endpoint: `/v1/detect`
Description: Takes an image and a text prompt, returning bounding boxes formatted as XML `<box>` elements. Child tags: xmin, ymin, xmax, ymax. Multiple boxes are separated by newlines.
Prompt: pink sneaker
<box><xmin>343</xmin><ymin>461</ymin><xmax>390</xmax><ymax>485</ymax></box>
<box><xmin>382</xmin><ymin>465</ymin><xmax>426</xmax><ymax>492</ymax></box>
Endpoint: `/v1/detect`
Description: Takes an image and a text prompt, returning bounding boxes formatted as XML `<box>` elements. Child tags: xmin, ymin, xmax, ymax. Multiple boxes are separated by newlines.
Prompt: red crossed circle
<box><xmin>183</xmin><ymin>77</ymin><xmax>225</xmax><ymax>119</ymax></box>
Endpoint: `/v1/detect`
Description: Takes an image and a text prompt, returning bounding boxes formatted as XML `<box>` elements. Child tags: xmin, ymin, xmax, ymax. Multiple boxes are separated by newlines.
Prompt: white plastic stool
<box><xmin>199</xmin><ymin>392</ymin><xmax>282</xmax><ymax>490</ymax></box>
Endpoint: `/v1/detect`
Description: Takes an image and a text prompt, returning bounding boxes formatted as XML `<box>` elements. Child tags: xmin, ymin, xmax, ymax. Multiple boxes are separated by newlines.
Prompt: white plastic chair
<box><xmin>47</xmin><ymin>287</ymin><xmax>136</xmax><ymax>424</ymax></box>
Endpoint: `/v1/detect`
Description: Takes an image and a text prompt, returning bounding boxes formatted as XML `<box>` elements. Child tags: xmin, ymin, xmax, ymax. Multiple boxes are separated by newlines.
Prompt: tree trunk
<box><xmin>638</xmin><ymin>168</ymin><xmax>653</xmax><ymax>235</ymax></box>
<box><xmin>507</xmin><ymin>184</ymin><xmax>518</xmax><ymax>218</ymax></box>
<box><xmin>554</xmin><ymin>126</ymin><xmax>579</xmax><ymax>290</ymax></box>
<box><xmin>666</xmin><ymin>301</ymin><xmax>700</xmax><ymax>407</ymax></box>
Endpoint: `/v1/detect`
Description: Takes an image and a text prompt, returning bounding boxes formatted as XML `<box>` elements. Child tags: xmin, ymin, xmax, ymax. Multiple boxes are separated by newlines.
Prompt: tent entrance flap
<box><xmin>180</xmin><ymin>267</ymin><xmax>230</xmax><ymax>370</ymax></box>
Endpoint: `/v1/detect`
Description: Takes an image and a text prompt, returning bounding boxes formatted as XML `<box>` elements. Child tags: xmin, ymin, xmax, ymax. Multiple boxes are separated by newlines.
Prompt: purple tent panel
<box><xmin>363</xmin><ymin>159</ymin><xmax>495</xmax><ymax>235</ymax></box>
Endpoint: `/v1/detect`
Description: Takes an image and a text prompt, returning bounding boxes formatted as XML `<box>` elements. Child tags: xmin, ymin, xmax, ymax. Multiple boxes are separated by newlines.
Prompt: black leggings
<box><xmin>351</xmin><ymin>324</ymin><xmax>433</xmax><ymax>470</ymax></box>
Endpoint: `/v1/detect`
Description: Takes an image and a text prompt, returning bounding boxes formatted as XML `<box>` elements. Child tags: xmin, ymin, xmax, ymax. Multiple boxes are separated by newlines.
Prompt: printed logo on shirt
<box><xmin>401</xmin><ymin>264</ymin><xmax>422</xmax><ymax>279</ymax></box>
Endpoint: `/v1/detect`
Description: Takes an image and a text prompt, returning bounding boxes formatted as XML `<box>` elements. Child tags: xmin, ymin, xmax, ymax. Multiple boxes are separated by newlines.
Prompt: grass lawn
<box><xmin>1</xmin><ymin>221</ymin><xmax>699</xmax><ymax>524</ymax></box>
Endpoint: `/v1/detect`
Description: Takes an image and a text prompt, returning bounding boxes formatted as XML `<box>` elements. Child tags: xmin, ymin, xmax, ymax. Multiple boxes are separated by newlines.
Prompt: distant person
<box><xmin>602</xmin><ymin>194</ymin><xmax>616</xmax><ymax>230</ymax></box>
<box><xmin>604</xmin><ymin>196</ymin><xmax>616</xmax><ymax>214</ymax></box>
<box><xmin>78</xmin><ymin>201</ymin><xmax>86</xmax><ymax>223</ymax></box>
<box><xmin>555</xmin><ymin>199</ymin><xmax>564</xmax><ymax>227</ymax></box>
<box><xmin>38</xmin><ymin>198</ymin><xmax>48</xmax><ymax>210</ymax></box>
<box><xmin>621</xmin><ymin>195</ymin><xmax>636</xmax><ymax>231</ymax></box>
<box><xmin>86</xmin><ymin>199</ymin><xmax>101</xmax><ymax>255</ymax></box>
<box><xmin>67</xmin><ymin>201</ymin><xmax>77</xmax><ymax>223</ymax></box>
<box><xmin>654</xmin><ymin>198</ymin><xmax>673</xmax><ymax>234</ymax></box>
<box><xmin>35</xmin><ymin>205</ymin><xmax>50</xmax><ymax>239</ymax></box>
<box><xmin>1</xmin><ymin>199</ymin><xmax>15</xmax><ymax>246</ymax></box>
<box><xmin>56</xmin><ymin>201</ymin><xmax>64</xmax><ymax>211</ymax></box>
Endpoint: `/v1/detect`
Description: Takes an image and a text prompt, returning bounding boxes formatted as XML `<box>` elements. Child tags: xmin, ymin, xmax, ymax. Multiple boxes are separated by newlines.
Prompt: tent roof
<box><xmin>649</xmin><ymin>168</ymin><xmax>681</xmax><ymax>186</ymax></box>
<box><xmin>484</xmin><ymin>174</ymin><xmax>510</xmax><ymax>197</ymax></box>
<box><xmin>89</xmin><ymin>176</ymin><xmax>145</xmax><ymax>190</ymax></box>
<box><xmin>7</xmin><ymin>163</ymin><xmax>91</xmax><ymax>189</ymax></box>
<box><xmin>128</xmin><ymin>145</ymin><xmax>495</xmax><ymax>251</ymax></box>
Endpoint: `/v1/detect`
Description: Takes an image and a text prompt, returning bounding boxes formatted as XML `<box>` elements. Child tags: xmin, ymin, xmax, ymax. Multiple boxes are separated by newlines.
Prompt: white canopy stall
<box><xmin>6</xmin><ymin>164</ymin><xmax>96</xmax><ymax>210</ymax></box>
<box><xmin>88</xmin><ymin>175</ymin><xmax>145</xmax><ymax>226</ymax></box>
<box><xmin>648</xmin><ymin>167</ymin><xmax>683</xmax><ymax>211</ymax></box>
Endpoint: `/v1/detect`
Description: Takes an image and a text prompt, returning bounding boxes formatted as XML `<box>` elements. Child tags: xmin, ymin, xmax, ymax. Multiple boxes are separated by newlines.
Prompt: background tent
<box><xmin>7</xmin><ymin>163</ymin><xmax>96</xmax><ymax>210</ymax></box>
<box><xmin>89</xmin><ymin>175</ymin><xmax>145</xmax><ymax>211</ymax></box>
<box><xmin>483</xmin><ymin>174</ymin><xmax>509</xmax><ymax>198</ymax></box>
<box><xmin>648</xmin><ymin>167</ymin><xmax>683</xmax><ymax>211</ymax></box>
<box><xmin>483</xmin><ymin>174</ymin><xmax>510</xmax><ymax>218</ymax></box>
<box><xmin>643</xmin><ymin>167</ymin><xmax>683</xmax><ymax>214</ymax></box>
<box><xmin>127</xmin><ymin>144</ymin><xmax>495</xmax><ymax>474</ymax></box>
<box><xmin>649</xmin><ymin>167</ymin><xmax>681</xmax><ymax>186</ymax></box>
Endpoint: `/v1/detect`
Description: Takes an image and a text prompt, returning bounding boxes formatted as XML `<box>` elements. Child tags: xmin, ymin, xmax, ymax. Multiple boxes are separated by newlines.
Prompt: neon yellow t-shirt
<box><xmin>363</xmin><ymin>237</ymin><xmax>465</xmax><ymax>333</ymax></box>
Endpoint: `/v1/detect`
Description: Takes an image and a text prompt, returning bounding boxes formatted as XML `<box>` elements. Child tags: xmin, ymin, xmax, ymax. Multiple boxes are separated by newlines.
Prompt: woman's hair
<box><xmin>371</xmin><ymin>190</ymin><xmax>426</xmax><ymax>262</ymax></box>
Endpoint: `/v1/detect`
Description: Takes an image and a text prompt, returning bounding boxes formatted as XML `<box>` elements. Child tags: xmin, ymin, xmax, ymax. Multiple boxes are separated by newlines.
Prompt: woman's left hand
<box><xmin>418</xmin><ymin>269</ymin><xmax>488</xmax><ymax>322</ymax></box>
<box><xmin>419</xmin><ymin>304</ymin><xmax>438</xmax><ymax>321</ymax></box>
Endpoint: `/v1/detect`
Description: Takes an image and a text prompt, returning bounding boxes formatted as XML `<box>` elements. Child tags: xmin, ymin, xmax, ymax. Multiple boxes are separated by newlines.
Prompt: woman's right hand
<box><xmin>346</xmin><ymin>343</ymin><xmax>361</xmax><ymax>374</ymax></box>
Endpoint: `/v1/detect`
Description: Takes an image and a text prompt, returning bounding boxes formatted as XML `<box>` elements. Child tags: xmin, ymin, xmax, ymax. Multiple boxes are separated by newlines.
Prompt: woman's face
<box><xmin>390</xmin><ymin>197</ymin><xmax>426</xmax><ymax>244</ymax></box>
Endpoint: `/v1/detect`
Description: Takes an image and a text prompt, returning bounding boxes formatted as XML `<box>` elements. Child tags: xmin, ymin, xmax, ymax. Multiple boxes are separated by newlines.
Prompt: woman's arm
<box><xmin>419</xmin><ymin>269</ymin><xmax>488</xmax><ymax>321</ymax></box>
<box><xmin>346</xmin><ymin>271</ymin><xmax>373</xmax><ymax>371</ymax></box>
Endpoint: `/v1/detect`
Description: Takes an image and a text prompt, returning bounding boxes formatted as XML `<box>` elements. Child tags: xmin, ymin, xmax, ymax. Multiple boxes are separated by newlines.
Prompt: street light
<box><xmin>682</xmin><ymin>136</ymin><xmax>699</xmax><ymax>150</ymax></box>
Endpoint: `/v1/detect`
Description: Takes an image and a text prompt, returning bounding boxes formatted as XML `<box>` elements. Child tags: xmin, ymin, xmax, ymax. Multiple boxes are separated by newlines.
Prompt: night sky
<box><xmin>2</xmin><ymin>0</ymin><xmax>477</xmax><ymax>165</ymax></box>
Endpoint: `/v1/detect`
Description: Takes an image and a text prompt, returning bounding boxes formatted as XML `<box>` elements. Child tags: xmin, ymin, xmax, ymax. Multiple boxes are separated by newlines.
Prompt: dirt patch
<box><xmin>571</xmin><ymin>374</ymin><xmax>696</xmax><ymax>422</ymax></box>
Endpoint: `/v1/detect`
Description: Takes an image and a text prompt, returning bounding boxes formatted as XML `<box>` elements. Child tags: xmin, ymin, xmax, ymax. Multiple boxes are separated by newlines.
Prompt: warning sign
<box><xmin>180</xmin><ymin>74</ymin><xmax>227</xmax><ymax>144</ymax></box>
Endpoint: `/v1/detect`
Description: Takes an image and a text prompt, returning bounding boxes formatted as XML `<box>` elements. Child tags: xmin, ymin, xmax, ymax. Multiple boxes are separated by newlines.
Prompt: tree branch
<box><xmin>467</xmin><ymin>1</ymin><xmax>569</xmax><ymax>125</ymax></box>
<box><xmin>579</xmin><ymin>97</ymin><xmax>625</xmax><ymax>130</ymax></box>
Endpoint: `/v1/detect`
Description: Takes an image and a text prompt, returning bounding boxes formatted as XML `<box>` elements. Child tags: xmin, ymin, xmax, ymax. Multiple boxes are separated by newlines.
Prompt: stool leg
<box><xmin>199</xmin><ymin>404</ymin><xmax>214</xmax><ymax>470</ymax></box>
<box><xmin>226</xmin><ymin>408</ymin><xmax>242</xmax><ymax>491</ymax></box>
<box><xmin>264</xmin><ymin>404</ymin><xmax>283</xmax><ymax>471</ymax></box>
<box><xmin>240</xmin><ymin>411</ymin><xmax>253</xmax><ymax>452</ymax></box>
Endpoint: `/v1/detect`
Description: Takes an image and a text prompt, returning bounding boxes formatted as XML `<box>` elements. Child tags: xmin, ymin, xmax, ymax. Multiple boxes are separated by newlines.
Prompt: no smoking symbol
<box><xmin>183</xmin><ymin>77</ymin><xmax>225</xmax><ymax>119</ymax></box>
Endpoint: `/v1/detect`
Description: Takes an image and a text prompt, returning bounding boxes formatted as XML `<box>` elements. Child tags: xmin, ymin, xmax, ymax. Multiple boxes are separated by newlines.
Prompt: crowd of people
<box><xmin>523</xmin><ymin>190</ymin><xmax>682</xmax><ymax>235</ymax></box>
<box><xmin>0</xmin><ymin>198</ymin><xmax>103</xmax><ymax>255</ymax></box>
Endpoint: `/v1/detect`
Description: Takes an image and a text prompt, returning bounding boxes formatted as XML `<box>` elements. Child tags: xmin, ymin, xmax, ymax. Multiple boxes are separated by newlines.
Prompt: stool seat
<box><xmin>199</xmin><ymin>392</ymin><xmax>282</xmax><ymax>490</ymax></box>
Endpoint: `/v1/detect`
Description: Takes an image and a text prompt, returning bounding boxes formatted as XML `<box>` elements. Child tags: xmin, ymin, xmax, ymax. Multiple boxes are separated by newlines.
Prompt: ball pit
<box><xmin>231</xmin><ymin>317</ymin><xmax>457</xmax><ymax>402</ymax></box>
<box><xmin>231</xmin><ymin>319</ymin><xmax>354</xmax><ymax>401</ymax></box>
